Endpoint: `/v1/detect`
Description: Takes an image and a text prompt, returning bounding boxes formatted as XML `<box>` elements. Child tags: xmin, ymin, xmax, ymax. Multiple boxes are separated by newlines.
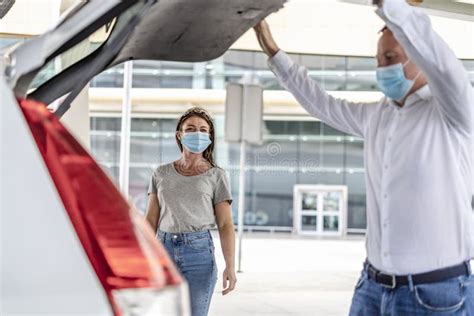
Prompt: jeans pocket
<box><xmin>413</xmin><ymin>277</ymin><xmax>465</xmax><ymax>312</ymax></box>
<box><xmin>188</xmin><ymin>237</ymin><xmax>211</xmax><ymax>252</ymax></box>
<box><xmin>355</xmin><ymin>274</ymin><xmax>366</xmax><ymax>290</ymax></box>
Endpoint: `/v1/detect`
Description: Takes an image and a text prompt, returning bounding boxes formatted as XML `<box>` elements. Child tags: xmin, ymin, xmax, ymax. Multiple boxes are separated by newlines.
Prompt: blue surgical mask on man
<box><xmin>181</xmin><ymin>132</ymin><xmax>212</xmax><ymax>153</ymax></box>
<box><xmin>376</xmin><ymin>60</ymin><xmax>421</xmax><ymax>102</ymax></box>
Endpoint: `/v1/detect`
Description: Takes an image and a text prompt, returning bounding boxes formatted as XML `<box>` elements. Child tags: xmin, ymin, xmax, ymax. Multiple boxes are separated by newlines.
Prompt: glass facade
<box><xmin>90</xmin><ymin>116</ymin><xmax>365</xmax><ymax>231</ymax></box>
<box><xmin>83</xmin><ymin>49</ymin><xmax>473</xmax><ymax>232</ymax></box>
<box><xmin>91</xmin><ymin>49</ymin><xmax>474</xmax><ymax>90</ymax></box>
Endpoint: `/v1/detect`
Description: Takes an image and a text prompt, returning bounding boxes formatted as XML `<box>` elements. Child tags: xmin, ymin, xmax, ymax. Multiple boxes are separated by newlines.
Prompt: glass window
<box><xmin>91</xmin><ymin>64</ymin><xmax>124</xmax><ymax>87</ymax></box>
<box><xmin>345</xmin><ymin>139</ymin><xmax>364</xmax><ymax>168</ymax></box>
<box><xmin>245</xmin><ymin>141</ymin><xmax>298</xmax><ymax>227</ymax></box>
<box><xmin>88</xmin><ymin>49</ymin><xmax>392</xmax><ymax>91</ymax></box>
<box><xmin>223</xmin><ymin>50</ymin><xmax>254</xmax><ymax>84</ymax></box>
<box><xmin>131</xmin><ymin>60</ymin><xmax>161</xmax><ymax>88</ymax></box>
<box><xmin>319</xmin><ymin>124</ymin><xmax>344</xmax><ymax>169</ymax></box>
<box><xmin>462</xmin><ymin>60</ymin><xmax>474</xmax><ymax>71</ymax></box>
<box><xmin>90</xmin><ymin>115</ymin><xmax>368</xmax><ymax>231</ymax></box>
<box><xmin>321</xmin><ymin>55</ymin><xmax>346</xmax><ymax>91</ymax></box>
<box><xmin>346</xmin><ymin>172</ymin><xmax>366</xmax><ymax>230</ymax></box>
<box><xmin>90</xmin><ymin>133</ymin><xmax>120</xmax><ymax>164</ymax></box>
<box><xmin>90</xmin><ymin>117</ymin><xmax>121</xmax><ymax>168</ymax></box>
<box><xmin>299</xmin><ymin>54</ymin><xmax>349</xmax><ymax>91</ymax></box>
<box><xmin>302</xmin><ymin>215</ymin><xmax>317</xmax><ymax>231</ymax></box>
<box><xmin>300</xmin><ymin>54</ymin><xmax>324</xmax><ymax>69</ymax></box>
<box><xmin>131</xmin><ymin>118</ymin><xmax>160</xmax><ymax>132</ymax></box>
<box><xmin>264</xmin><ymin>120</ymin><xmax>299</xmax><ymax>136</ymax></box>
<box><xmin>462</xmin><ymin>60</ymin><xmax>474</xmax><ymax>85</ymax></box>
<box><xmin>129</xmin><ymin>166</ymin><xmax>154</xmax><ymax>212</ymax></box>
<box><xmin>222</xmin><ymin>50</ymin><xmax>279</xmax><ymax>89</ymax></box>
<box><xmin>130</xmin><ymin>136</ymin><xmax>160</xmax><ymax>164</ymax></box>
<box><xmin>90</xmin><ymin>117</ymin><xmax>120</xmax><ymax>131</ymax></box>
<box><xmin>300</xmin><ymin>121</ymin><xmax>321</xmax><ymax>136</ymax></box>
<box><xmin>323</xmin><ymin>215</ymin><xmax>339</xmax><ymax>232</ymax></box>
<box><xmin>133</xmin><ymin>60</ymin><xmax>194</xmax><ymax>89</ymax></box>
<box><xmin>346</xmin><ymin>56</ymin><xmax>377</xmax><ymax>91</ymax></box>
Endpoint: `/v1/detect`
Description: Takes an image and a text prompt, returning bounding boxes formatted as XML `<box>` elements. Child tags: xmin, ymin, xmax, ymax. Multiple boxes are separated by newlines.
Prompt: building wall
<box><xmin>1</xmin><ymin>1</ymin><xmax>473</xmax><ymax>232</ymax></box>
<box><xmin>90</xmin><ymin>115</ymin><xmax>367</xmax><ymax>231</ymax></box>
<box><xmin>86</xmin><ymin>49</ymin><xmax>473</xmax><ymax>232</ymax></box>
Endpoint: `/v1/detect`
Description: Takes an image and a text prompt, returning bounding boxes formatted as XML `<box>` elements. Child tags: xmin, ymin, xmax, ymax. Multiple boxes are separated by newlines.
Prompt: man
<box><xmin>254</xmin><ymin>0</ymin><xmax>474</xmax><ymax>314</ymax></box>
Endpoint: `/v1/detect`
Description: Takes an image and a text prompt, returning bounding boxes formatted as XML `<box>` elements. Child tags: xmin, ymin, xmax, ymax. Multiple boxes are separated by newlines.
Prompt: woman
<box><xmin>145</xmin><ymin>107</ymin><xmax>237</xmax><ymax>316</ymax></box>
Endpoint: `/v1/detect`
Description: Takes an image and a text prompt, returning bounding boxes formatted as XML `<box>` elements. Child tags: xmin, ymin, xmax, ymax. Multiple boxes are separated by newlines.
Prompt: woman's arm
<box><xmin>215</xmin><ymin>201</ymin><xmax>237</xmax><ymax>295</ymax></box>
<box><xmin>145</xmin><ymin>193</ymin><xmax>160</xmax><ymax>234</ymax></box>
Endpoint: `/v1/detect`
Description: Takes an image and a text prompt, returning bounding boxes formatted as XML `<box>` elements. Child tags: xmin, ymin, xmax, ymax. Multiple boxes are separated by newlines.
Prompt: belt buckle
<box><xmin>380</xmin><ymin>274</ymin><xmax>397</xmax><ymax>289</ymax></box>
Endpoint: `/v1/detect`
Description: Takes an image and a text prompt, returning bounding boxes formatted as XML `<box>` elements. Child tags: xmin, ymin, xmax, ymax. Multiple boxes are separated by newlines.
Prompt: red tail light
<box><xmin>18</xmin><ymin>99</ymin><xmax>189</xmax><ymax>316</ymax></box>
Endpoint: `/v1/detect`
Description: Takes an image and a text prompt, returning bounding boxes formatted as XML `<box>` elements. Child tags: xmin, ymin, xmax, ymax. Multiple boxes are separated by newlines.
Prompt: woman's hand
<box><xmin>253</xmin><ymin>20</ymin><xmax>280</xmax><ymax>57</ymax></box>
<box><xmin>215</xmin><ymin>201</ymin><xmax>237</xmax><ymax>295</ymax></box>
<box><xmin>222</xmin><ymin>267</ymin><xmax>237</xmax><ymax>295</ymax></box>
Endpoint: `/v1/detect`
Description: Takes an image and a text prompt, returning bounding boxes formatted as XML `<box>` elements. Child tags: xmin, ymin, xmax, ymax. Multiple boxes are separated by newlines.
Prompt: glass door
<box><xmin>293</xmin><ymin>185</ymin><xmax>347</xmax><ymax>236</ymax></box>
<box><xmin>300</xmin><ymin>192</ymin><xmax>318</xmax><ymax>232</ymax></box>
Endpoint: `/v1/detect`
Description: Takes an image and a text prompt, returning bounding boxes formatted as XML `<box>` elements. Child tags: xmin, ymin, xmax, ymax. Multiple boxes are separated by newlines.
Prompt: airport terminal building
<box><xmin>2</xmin><ymin>0</ymin><xmax>473</xmax><ymax>235</ymax></box>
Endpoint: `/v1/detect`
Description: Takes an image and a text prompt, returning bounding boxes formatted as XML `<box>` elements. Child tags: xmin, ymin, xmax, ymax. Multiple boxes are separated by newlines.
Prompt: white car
<box><xmin>0</xmin><ymin>1</ymin><xmax>284</xmax><ymax>315</ymax></box>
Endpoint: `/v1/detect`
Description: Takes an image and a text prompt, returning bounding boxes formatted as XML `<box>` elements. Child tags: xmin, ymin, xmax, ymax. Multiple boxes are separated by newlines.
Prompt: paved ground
<box><xmin>209</xmin><ymin>232</ymin><xmax>366</xmax><ymax>316</ymax></box>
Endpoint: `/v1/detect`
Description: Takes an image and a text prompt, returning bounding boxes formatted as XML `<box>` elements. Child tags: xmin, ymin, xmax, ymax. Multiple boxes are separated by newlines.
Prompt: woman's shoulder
<box><xmin>211</xmin><ymin>166</ymin><xmax>229</xmax><ymax>178</ymax></box>
<box><xmin>152</xmin><ymin>162</ymin><xmax>174</xmax><ymax>177</ymax></box>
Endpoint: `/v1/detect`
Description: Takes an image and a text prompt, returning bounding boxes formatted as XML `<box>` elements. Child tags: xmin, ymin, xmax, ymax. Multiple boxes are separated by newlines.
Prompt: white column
<box><xmin>237</xmin><ymin>140</ymin><xmax>247</xmax><ymax>272</ymax></box>
<box><xmin>119</xmin><ymin>61</ymin><xmax>133</xmax><ymax>196</ymax></box>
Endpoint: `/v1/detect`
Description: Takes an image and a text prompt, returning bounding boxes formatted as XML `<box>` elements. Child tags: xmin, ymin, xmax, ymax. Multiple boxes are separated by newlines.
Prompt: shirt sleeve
<box><xmin>377</xmin><ymin>0</ymin><xmax>473</xmax><ymax>135</ymax></box>
<box><xmin>213</xmin><ymin>169</ymin><xmax>233</xmax><ymax>206</ymax></box>
<box><xmin>268</xmin><ymin>50</ymin><xmax>379</xmax><ymax>138</ymax></box>
<box><xmin>147</xmin><ymin>172</ymin><xmax>157</xmax><ymax>195</ymax></box>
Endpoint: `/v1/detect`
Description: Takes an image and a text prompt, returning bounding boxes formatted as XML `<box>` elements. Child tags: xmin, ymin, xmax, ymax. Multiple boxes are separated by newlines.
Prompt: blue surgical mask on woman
<box><xmin>376</xmin><ymin>60</ymin><xmax>421</xmax><ymax>102</ymax></box>
<box><xmin>181</xmin><ymin>132</ymin><xmax>212</xmax><ymax>153</ymax></box>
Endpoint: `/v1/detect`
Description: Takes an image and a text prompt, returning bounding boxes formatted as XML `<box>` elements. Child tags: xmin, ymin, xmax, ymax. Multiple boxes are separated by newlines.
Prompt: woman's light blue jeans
<box><xmin>349</xmin><ymin>262</ymin><xmax>474</xmax><ymax>315</ymax></box>
<box><xmin>158</xmin><ymin>230</ymin><xmax>217</xmax><ymax>316</ymax></box>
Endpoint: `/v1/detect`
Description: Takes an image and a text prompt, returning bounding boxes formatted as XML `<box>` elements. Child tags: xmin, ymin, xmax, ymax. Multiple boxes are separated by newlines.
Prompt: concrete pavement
<box><xmin>209</xmin><ymin>232</ymin><xmax>366</xmax><ymax>316</ymax></box>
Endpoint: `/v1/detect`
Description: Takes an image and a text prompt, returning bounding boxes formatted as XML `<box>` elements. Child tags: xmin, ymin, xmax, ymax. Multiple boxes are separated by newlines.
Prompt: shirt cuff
<box><xmin>267</xmin><ymin>50</ymin><xmax>294</xmax><ymax>80</ymax></box>
<box><xmin>376</xmin><ymin>0</ymin><xmax>413</xmax><ymax>26</ymax></box>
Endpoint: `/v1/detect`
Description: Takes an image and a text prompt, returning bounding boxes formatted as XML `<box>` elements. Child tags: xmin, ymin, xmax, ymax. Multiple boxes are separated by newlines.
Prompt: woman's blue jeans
<box><xmin>158</xmin><ymin>230</ymin><xmax>217</xmax><ymax>316</ymax></box>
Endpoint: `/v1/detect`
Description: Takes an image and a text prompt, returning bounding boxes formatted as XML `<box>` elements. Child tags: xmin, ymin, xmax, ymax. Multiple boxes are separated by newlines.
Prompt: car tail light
<box><xmin>18</xmin><ymin>99</ymin><xmax>190</xmax><ymax>316</ymax></box>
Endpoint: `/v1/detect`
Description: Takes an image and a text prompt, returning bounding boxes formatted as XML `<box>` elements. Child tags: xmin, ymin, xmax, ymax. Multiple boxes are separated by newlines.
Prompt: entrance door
<box><xmin>293</xmin><ymin>185</ymin><xmax>347</xmax><ymax>236</ymax></box>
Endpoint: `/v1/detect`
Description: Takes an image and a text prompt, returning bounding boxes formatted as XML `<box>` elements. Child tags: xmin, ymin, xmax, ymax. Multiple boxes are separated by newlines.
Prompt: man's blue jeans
<box><xmin>349</xmin><ymin>262</ymin><xmax>474</xmax><ymax>315</ymax></box>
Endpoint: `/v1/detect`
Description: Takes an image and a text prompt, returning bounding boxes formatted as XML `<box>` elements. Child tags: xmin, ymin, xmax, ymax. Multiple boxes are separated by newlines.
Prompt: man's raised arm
<box><xmin>254</xmin><ymin>20</ymin><xmax>378</xmax><ymax>138</ymax></box>
<box><xmin>376</xmin><ymin>0</ymin><xmax>474</xmax><ymax>135</ymax></box>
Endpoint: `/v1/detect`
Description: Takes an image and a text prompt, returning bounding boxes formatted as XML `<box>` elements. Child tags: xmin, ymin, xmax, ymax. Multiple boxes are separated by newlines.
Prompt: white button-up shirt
<box><xmin>268</xmin><ymin>0</ymin><xmax>474</xmax><ymax>274</ymax></box>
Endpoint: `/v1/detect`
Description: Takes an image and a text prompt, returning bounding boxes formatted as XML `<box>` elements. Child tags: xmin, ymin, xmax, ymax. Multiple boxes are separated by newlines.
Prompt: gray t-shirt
<box><xmin>148</xmin><ymin>162</ymin><xmax>232</xmax><ymax>233</ymax></box>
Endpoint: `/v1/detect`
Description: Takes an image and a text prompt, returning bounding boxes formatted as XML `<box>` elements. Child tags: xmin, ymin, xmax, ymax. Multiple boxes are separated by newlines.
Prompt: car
<box><xmin>0</xmin><ymin>0</ymin><xmax>285</xmax><ymax>315</ymax></box>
